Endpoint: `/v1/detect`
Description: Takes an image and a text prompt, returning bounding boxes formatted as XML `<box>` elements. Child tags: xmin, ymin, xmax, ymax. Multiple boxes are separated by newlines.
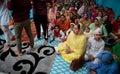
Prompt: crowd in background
<box><xmin>0</xmin><ymin>0</ymin><xmax>120</xmax><ymax>73</ymax></box>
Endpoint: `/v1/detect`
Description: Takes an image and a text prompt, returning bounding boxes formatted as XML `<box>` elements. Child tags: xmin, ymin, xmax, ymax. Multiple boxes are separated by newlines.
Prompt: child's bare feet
<box><xmin>14</xmin><ymin>51</ymin><xmax>23</xmax><ymax>56</ymax></box>
<box><xmin>3</xmin><ymin>45</ymin><xmax>10</xmax><ymax>52</ymax></box>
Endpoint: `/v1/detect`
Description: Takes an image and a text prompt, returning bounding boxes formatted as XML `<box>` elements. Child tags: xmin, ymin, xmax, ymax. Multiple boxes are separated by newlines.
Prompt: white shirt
<box><xmin>86</xmin><ymin>37</ymin><xmax>105</xmax><ymax>57</ymax></box>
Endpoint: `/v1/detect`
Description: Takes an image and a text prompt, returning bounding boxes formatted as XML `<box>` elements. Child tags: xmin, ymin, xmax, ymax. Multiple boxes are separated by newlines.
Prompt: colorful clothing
<box><xmin>87</xmin><ymin>51</ymin><xmax>119</xmax><ymax>74</ymax></box>
<box><xmin>89</xmin><ymin>17</ymin><xmax>108</xmax><ymax>37</ymax></box>
<box><xmin>58</xmin><ymin>31</ymin><xmax>86</xmax><ymax>63</ymax></box>
<box><xmin>56</xmin><ymin>18</ymin><xmax>70</xmax><ymax>32</ymax></box>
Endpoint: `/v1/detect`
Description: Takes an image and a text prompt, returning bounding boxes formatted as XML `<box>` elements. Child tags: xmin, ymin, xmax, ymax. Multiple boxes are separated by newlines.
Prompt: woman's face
<box><xmin>60</xmin><ymin>15</ymin><xmax>65</xmax><ymax>22</ymax></box>
<box><xmin>103</xmin><ymin>15</ymin><xmax>108</xmax><ymax>22</ymax></box>
<box><xmin>73</xmin><ymin>25</ymin><xmax>80</xmax><ymax>35</ymax></box>
<box><xmin>98</xmin><ymin>12</ymin><xmax>102</xmax><ymax>17</ymax></box>
<box><xmin>94</xmin><ymin>19</ymin><xmax>99</xmax><ymax>25</ymax></box>
<box><xmin>83</xmin><ymin>14</ymin><xmax>88</xmax><ymax>19</ymax></box>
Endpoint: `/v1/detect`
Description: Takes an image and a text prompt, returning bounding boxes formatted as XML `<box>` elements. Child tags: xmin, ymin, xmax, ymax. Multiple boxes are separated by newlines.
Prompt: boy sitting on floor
<box><xmin>84</xmin><ymin>28</ymin><xmax>105</xmax><ymax>63</ymax></box>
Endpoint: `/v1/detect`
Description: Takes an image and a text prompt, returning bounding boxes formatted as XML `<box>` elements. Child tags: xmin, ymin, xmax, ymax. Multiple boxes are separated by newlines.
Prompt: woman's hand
<box><xmin>65</xmin><ymin>49</ymin><xmax>74</xmax><ymax>54</ymax></box>
<box><xmin>64</xmin><ymin>44</ymin><xmax>73</xmax><ymax>54</ymax></box>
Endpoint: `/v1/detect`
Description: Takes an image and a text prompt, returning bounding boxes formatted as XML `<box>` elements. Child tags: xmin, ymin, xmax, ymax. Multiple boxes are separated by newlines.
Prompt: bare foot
<box><xmin>3</xmin><ymin>45</ymin><xmax>10</xmax><ymax>52</ymax></box>
<box><xmin>30</xmin><ymin>46</ymin><xmax>35</xmax><ymax>51</ymax></box>
<box><xmin>14</xmin><ymin>51</ymin><xmax>23</xmax><ymax>56</ymax></box>
<box><xmin>43</xmin><ymin>40</ymin><xmax>48</xmax><ymax>46</ymax></box>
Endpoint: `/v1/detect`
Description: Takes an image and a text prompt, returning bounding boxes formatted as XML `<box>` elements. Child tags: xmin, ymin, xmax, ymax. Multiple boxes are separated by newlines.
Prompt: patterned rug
<box><xmin>0</xmin><ymin>44</ymin><xmax>56</xmax><ymax>74</ymax></box>
<box><xmin>0</xmin><ymin>21</ymin><xmax>88</xmax><ymax>74</ymax></box>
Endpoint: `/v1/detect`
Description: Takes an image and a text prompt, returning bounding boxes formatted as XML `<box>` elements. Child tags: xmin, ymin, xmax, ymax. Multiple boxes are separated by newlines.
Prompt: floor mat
<box><xmin>50</xmin><ymin>55</ymin><xmax>88</xmax><ymax>74</ymax></box>
<box><xmin>0</xmin><ymin>45</ymin><xmax>56</xmax><ymax>74</ymax></box>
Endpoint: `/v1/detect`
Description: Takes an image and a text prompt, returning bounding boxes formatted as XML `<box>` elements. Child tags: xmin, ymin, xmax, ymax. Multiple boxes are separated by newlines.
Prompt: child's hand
<box><xmin>88</xmin><ymin>54</ymin><xmax>95</xmax><ymax>61</ymax></box>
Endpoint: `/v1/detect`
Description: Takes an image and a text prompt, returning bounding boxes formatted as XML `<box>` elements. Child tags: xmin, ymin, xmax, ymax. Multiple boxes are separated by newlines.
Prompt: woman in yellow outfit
<box><xmin>58</xmin><ymin>24</ymin><xmax>87</xmax><ymax>63</ymax></box>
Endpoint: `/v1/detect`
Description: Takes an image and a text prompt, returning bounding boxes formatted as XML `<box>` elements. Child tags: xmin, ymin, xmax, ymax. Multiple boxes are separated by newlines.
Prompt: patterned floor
<box><xmin>50</xmin><ymin>55</ymin><xmax>88</xmax><ymax>74</ymax></box>
<box><xmin>0</xmin><ymin>25</ymin><xmax>88</xmax><ymax>74</ymax></box>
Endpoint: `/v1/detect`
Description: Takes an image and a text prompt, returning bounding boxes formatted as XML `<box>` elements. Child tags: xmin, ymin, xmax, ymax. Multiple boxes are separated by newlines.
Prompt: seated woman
<box><xmin>58</xmin><ymin>24</ymin><xmax>87</xmax><ymax>63</ymax></box>
<box><xmin>89</xmin><ymin>16</ymin><xmax>108</xmax><ymax>37</ymax></box>
<box><xmin>79</xmin><ymin>13</ymin><xmax>91</xmax><ymax>28</ymax></box>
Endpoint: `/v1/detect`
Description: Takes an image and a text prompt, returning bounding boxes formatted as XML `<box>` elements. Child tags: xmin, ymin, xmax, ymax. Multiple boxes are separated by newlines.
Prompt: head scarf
<box><xmin>96</xmin><ymin>16</ymin><xmax>103</xmax><ymax>25</ymax></box>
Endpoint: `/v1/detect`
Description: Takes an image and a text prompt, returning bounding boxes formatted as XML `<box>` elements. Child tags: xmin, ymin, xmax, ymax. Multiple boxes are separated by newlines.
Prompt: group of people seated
<box><xmin>46</xmin><ymin>0</ymin><xmax>120</xmax><ymax>74</ymax></box>
<box><xmin>0</xmin><ymin>0</ymin><xmax>120</xmax><ymax>73</ymax></box>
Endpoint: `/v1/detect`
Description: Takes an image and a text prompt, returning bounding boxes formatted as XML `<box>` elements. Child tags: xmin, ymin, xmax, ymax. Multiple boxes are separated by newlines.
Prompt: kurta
<box><xmin>58</xmin><ymin>31</ymin><xmax>86</xmax><ymax>63</ymax></box>
<box><xmin>86</xmin><ymin>37</ymin><xmax>105</xmax><ymax>57</ymax></box>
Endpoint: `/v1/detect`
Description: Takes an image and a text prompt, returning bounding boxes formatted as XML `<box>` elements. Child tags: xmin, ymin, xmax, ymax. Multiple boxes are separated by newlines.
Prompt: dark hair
<box><xmin>103</xmin><ymin>14</ymin><xmax>109</xmax><ymax>21</ymax></box>
<box><xmin>54</xmin><ymin>25</ymin><xmax>60</xmax><ymax>29</ymax></box>
<box><xmin>84</xmin><ymin>26</ymin><xmax>90</xmax><ymax>30</ymax></box>
<box><xmin>117</xmin><ymin>16</ymin><xmax>120</xmax><ymax>20</ymax></box>
<box><xmin>75</xmin><ymin>24</ymin><xmax>80</xmax><ymax>30</ymax></box>
<box><xmin>60</xmin><ymin>14</ymin><xmax>66</xmax><ymax>18</ymax></box>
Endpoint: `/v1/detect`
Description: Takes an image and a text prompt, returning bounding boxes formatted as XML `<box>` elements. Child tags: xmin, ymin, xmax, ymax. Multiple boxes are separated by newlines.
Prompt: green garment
<box><xmin>89</xmin><ymin>23</ymin><xmax>108</xmax><ymax>36</ymax></box>
<box><xmin>112</xmin><ymin>42</ymin><xmax>120</xmax><ymax>65</ymax></box>
<box><xmin>89</xmin><ymin>16</ymin><xmax>108</xmax><ymax>36</ymax></box>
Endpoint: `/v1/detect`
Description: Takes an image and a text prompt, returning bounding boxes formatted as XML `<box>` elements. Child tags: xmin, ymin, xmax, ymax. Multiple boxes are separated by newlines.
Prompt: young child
<box><xmin>87</xmin><ymin>51</ymin><xmax>119</xmax><ymax>74</ymax></box>
<box><xmin>50</xmin><ymin>25</ymin><xmax>65</xmax><ymax>42</ymax></box>
<box><xmin>84</xmin><ymin>27</ymin><xmax>93</xmax><ymax>39</ymax></box>
<box><xmin>84</xmin><ymin>28</ymin><xmax>105</xmax><ymax>62</ymax></box>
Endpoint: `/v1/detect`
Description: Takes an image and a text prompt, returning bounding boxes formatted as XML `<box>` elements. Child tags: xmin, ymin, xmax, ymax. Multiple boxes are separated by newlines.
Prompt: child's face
<box><xmin>54</xmin><ymin>27</ymin><xmax>59</xmax><ymax>31</ymax></box>
<box><xmin>94</xmin><ymin>34</ymin><xmax>102</xmax><ymax>41</ymax></box>
<box><xmin>85</xmin><ymin>28</ymin><xmax>90</xmax><ymax>33</ymax></box>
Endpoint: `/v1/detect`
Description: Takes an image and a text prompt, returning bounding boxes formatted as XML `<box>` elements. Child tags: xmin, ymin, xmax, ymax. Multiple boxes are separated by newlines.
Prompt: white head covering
<box><xmin>93</xmin><ymin>28</ymin><xmax>102</xmax><ymax>34</ymax></box>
